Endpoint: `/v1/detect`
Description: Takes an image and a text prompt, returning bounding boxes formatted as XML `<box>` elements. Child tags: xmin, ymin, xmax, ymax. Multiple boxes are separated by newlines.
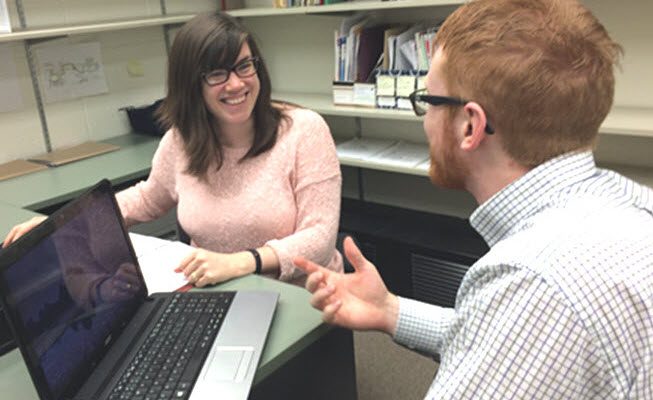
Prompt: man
<box><xmin>294</xmin><ymin>0</ymin><xmax>653</xmax><ymax>398</ymax></box>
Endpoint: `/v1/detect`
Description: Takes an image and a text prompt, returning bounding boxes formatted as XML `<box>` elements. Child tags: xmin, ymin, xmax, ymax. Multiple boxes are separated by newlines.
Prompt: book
<box><xmin>383</xmin><ymin>26</ymin><xmax>404</xmax><ymax>70</ymax></box>
<box><xmin>338</xmin><ymin>14</ymin><xmax>367</xmax><ymax>82</ymax></box>
<box><xmin>0</xmin><ymin>160</ymin><xmax>47</xmax><ymax>182</ymax></box>
<box><xmin>336</xmin><ymin>137</ymin><xmax>398</xmax><ymax>162</ymax></box>
<box><xmin>27</xmin><ymin>141</ymin><xmax>120</xmax><ymax>167</ymax></box>
<box><xmin>394</xmin><ymin>25</ymin><xmax>423</xmax><ymax>70</ymax></box>
<box><xmin>367</xmin><ymin>140</ymin><xmax>430</xmax><ymax>168</ymax></box>
<box><xmin>356</xmin><ymin>25</ymin><xmax>385</xmax><ymax>83</ymax></box>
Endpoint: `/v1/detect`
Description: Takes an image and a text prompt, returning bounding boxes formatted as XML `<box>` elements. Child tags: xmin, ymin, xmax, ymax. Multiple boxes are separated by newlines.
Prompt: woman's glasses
<box><xmin>202</xmin><ymin>57</ymin><xmax>260</xmax><ymax>86</ymax></box>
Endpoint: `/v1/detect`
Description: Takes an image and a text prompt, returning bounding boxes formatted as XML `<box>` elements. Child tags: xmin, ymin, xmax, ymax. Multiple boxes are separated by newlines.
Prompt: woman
<box><xmin>3</xmin><ymin>12</ymin><xmax>343</xmax><ymax>286</ymax></box>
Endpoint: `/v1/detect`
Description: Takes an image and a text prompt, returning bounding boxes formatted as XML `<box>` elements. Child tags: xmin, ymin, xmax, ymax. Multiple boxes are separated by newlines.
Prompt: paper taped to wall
<box><xmin>34</xmin><ymin>41</ymin><xmax>109</xmax><ymax>103</ymax></box>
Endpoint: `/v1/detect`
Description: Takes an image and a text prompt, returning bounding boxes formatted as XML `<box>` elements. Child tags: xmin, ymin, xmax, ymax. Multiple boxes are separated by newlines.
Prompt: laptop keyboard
<box><xmin>108</xmin><ymin>292</ymin><xmax>235</xmax><ymax>400</ymax></box>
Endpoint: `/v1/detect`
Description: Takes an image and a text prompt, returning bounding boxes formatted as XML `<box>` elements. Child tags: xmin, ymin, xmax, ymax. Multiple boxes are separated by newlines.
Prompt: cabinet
<box><xmin>339</xmin><ymin>198</ymin><xmax>488</xmax><ymax>306</ymax></box>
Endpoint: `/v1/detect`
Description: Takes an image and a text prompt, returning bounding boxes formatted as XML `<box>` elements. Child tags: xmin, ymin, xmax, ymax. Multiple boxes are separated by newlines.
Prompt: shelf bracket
<box><xmin>159</xmin><ymin>0</ymin><xmax>171</xmax><ymax>55</ymax></box>
<box><xmin>354</xmin><ymin>116</ymin><xmax>365</xmax><ymax>201</ymax></box>
<box><xmin>16</xmin><ymin>0</ymin><xmax>52</xmax><ymax>153</ymax></box>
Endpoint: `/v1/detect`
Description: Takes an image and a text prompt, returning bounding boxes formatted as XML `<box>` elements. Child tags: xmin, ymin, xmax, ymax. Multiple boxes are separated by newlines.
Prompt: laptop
<box><xmin>0</xmin><ymin>179</ymin><xmax>278</xmax><ymax>400</ymax></box>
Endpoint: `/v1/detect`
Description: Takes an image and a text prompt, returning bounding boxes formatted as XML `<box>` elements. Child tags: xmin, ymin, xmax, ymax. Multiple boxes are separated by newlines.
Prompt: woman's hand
<box><xmin>2</xmin><ymin>216</ymin><xmax>47</xmax><ymax>248</ymax></box>
<box><xmin>175</xmin><ymin>248</ymin><xmax>254</xmax><ymax>287</ymax></box>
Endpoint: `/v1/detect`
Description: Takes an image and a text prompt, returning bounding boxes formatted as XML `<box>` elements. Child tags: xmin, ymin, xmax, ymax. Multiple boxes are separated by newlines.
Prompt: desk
<box><xmin>0</xmin><ymin>202</ymin><xmax>43</xmax><ymax>228</ymax></box>
<box><xmin>0</xmin><ymin>135</ymin><xmax>159</xmax><ymax>211</ymax></box>
<box><xmin>0</xmin><ymin>137</ymin><xmax>357</xmax><ymax>399</ymax></box>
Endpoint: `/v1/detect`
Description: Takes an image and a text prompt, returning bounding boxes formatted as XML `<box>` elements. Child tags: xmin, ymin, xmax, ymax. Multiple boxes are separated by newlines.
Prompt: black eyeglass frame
<box><xmin>409</xmin><ymin>89</ymin><xmax>495</xmax><ymax>134</ymax></box>
<box><xmin>201</xmin><ymin>57</ymin><xmax>261</xmax><ymax>86</ymax></box>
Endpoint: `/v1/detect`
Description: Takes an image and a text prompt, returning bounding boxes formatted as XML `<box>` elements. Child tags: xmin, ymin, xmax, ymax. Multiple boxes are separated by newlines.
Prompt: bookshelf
<box><xmin>1</xmin><ymin>0</ymin><xmax>651</xmax><ymax>217</ymax></box>
<box><xmin>273</xmin><ymin>90</ymin><xmax>653</xmax><ymax>190</ymax></box>
<box><xmin>275</xmin><ymin>92</ymin><xmax>653</xmax><ymax>139</ymax></box>
<box><xmin>243</xmin><ymin>0</ymin><xmax>653</xmax><ymax>215</ymax></box>
<box><xmin>1</xmin><ymin>1</ymin><xmax>649</xmax><ymax>137</ymax></box>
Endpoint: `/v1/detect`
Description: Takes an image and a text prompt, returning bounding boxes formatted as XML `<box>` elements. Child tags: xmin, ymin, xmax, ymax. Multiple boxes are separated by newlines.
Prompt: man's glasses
<box><xmin>409</xmin><ymin>89</ymin><xmax>494</xmax><ymax>134</ymax></box>
<box><xmin>201</xmin><ymin>57</ymin><xmax>260</xmax><ymax>86</ymax></box>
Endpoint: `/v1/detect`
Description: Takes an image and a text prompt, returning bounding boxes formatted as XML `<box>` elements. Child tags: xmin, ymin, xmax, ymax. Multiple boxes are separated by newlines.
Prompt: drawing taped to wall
<box><xmin>35</xmin><ymin>42</ymin><xmax>108</xmax><ymax>103</ymax></box>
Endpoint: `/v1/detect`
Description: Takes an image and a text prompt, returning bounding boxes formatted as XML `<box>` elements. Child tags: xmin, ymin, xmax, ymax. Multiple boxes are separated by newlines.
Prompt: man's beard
<box><xmin>428</xmin><ymin>116</ymin><xmax>468</xmax><ymax>190</ymax></box>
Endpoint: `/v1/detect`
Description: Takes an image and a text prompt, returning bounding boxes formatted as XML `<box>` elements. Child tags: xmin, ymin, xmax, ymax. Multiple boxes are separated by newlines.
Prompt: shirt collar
<box><xmin>470</xmin><ymin>151</ymin><xmax>597</xmax><ymax>247</ymax></box>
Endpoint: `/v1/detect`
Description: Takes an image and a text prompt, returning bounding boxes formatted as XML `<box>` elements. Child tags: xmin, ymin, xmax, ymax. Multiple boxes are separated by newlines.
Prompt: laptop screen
<box><xmin>0</xmin><ymin>181</ymin><xmax>147</xmax><ymax>400</ymax></box>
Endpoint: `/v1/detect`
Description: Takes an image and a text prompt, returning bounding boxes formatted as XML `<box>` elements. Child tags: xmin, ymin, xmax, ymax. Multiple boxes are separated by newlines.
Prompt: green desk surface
<box><xmin>0</xmin><ymin>134</ymin><xmax>159</xmax><ymax>211</ymax></box>
<box><xmin>0</xmin><ymin>273</ymin><xmax>327</xmax><ymax>399</ymax></box>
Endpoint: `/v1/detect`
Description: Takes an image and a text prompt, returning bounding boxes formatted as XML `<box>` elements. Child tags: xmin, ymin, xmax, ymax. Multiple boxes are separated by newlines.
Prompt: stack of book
<box><xmin>333</xmin><ymin>14</ymin><xmax>442</xmax><ymax>109</ymax></box>
<box><xmin>336</xmin><ymin>137</ymin><xmax>430</xmax><ymax>173</ymax></box>
<box><xmin>332</xmin><ymin>14</ymin><xmax>384</xmax><ymax>107</ymax></box>
<box><xmin>274</xmin><ymin>0</ymin><xmax>346</xmax><ymax>7</ymax></box>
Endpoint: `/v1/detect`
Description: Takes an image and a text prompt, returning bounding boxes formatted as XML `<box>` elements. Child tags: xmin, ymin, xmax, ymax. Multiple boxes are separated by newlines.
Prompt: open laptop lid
<box><xmin>0</xmin><ymin>179</ymin><xmax>148</xmax><ymax>400</ymax></box>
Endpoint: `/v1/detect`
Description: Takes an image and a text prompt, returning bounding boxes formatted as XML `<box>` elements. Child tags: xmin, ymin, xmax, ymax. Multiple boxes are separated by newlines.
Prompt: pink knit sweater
<box><xmin>116</xmin><ymin>108</ymin><xmax>343</xmax><ymax>284</ymax></box>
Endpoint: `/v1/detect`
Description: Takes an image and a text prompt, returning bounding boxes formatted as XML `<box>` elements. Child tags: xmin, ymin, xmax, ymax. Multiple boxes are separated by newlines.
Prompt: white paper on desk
<box><xmin>336</xmin><ymin>138</ymin><xmax>398</xmax><ymax>161</ymax></box>
<box><xmin>0</xmin><ymin>0</ymin><xmax>11</xmax><ymax>33</ymax></box>
<box><xmin>34</xmin><ymin>41</ymin><xmax>108</xmax><ymax>103</ymax></box>
<box><xmin>0</xmin><ymin>44</ymin><xmax>24</xmax><ymax>113</ymax></box>
<box><xmin>367</xmin><ymin>141</ymin><xmax>430</xmax><ymax>168</ymax></box>
<box><xmin>129</xmin><ymin>233</ymin><xmax>191</xmax><ymax>295</ymax></box>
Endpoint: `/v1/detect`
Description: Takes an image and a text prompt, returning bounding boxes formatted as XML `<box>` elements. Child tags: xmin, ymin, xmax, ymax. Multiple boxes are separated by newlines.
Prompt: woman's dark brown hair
<box><xmin>156</xmin><ymin>12</ymin><xmax>286</xmax><ymax>178</ymax></box>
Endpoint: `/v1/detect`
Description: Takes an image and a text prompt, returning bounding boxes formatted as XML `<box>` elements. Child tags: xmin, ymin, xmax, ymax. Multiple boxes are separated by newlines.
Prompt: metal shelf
<box><xmin>274</xmin><ymin>92</ymin><xmax>653</xmax><ymax>138</ymax></box>
<box><xmin>229</xmin><ymin>0</ymin><xmax>464</xmax><ymax>17</ymax></box>
<box><xmin>0</xmin><ymin>1</ymin><xmax>464</xmax><ymax>43</ymax></box>
<box><xmin>274</xmin><ymin>92</ymin><xmax>417</xmax><ymax>121</ymax></box>
<box><xmin>339</xmin><ymin>156</ymin><xmax>430</xmax><ymax>177</ymax></box>
<box><xmin>0</xmin><ymin>14</ymin><xmax>194</xmax><ymax>43</ymax></box>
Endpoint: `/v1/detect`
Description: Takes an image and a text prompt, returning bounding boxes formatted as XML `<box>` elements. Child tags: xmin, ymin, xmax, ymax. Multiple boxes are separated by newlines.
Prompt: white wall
<box><xmin>0</xmin><ymin>0</ymin><xmax>214</xmax><ymax>162</ymax></box>
<box><xmin>0</xmin><ymin>41</ymin><xmax>44</xmax><ymax>159</ymax></box>
<box><xmin>587</xmin><ymin>0</ymin><xmax>653</xmax><ymax>108</ymax></box>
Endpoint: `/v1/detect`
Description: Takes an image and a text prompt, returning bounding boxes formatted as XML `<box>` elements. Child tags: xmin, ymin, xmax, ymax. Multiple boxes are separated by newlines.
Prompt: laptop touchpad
<box><xmin>204</xmin><ymin>346</ymin><xmax>254</xmax><ymax>382</ymax></box>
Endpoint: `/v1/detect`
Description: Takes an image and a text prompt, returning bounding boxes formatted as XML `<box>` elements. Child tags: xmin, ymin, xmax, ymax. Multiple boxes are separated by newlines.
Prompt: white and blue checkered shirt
<box><xmin>394</xmin><ymin>151</ymin><xmax>653</xmax><ymax>399</ymax></box>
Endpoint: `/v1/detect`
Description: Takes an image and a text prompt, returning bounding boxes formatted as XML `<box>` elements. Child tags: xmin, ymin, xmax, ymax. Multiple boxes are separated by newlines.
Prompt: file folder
<box><xmin>0</xmin><ymin>160</ymin><xmax>47</xmax><ymax>182</ymax></box>
<box><xmin>333</xmin><ymin>81</ymin><xmax>355</xmax><ymax>106</ymax></box>
<box><xmin>27</xmin><ymin>141</ymin><xmax>120</xmax><ymax>167</ymax></box>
